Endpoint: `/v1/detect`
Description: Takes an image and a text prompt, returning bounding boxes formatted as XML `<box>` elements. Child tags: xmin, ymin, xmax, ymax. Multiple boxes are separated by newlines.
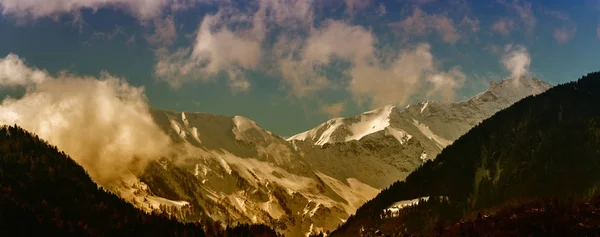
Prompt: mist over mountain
<box><xmin>0</xmin><ymin>125</ymin><xmax>279</xmax><ymax>237</ymax></box>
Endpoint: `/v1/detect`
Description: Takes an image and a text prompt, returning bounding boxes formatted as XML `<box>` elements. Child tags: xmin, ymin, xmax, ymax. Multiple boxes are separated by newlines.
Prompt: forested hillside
<box><xmin>331</xmin><ymin>72</ymin><xmax>600</xmax><ymax>236</ymax></box>
<box><xmin>0</xmin><ymin>125</ymin><xmax>278</xmax><ymax>237</ymax></box>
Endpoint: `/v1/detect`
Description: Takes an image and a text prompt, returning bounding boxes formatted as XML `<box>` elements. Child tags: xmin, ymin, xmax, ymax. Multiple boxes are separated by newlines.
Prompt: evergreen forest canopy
<box><xmin>0</xmin><ymin>125</ymin><xmax>279</xmax><ymax>237</ymax></box>
<box><xmin>331</xmin><ymin>72</ymin><xmax>600</xmax><ymax>236</ymax></box>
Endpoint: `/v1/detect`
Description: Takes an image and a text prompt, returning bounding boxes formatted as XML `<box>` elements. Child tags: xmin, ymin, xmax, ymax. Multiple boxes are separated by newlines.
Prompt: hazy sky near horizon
<box><xmin>0</xmin><ymin>0</ymin><xmax>599</xmax><ymax>136</ymax></box>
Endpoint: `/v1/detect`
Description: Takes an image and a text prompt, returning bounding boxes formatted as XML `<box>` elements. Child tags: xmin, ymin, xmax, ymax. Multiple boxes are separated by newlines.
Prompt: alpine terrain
<box><xmin>106</xmin><ymin>76</ymin><xmax>550</xmax><ymax>236</ymax></box>
<box><xmin>330</xmin><ymin>72</ymin><xmax>600</xmax><ymax>236</ymax></box>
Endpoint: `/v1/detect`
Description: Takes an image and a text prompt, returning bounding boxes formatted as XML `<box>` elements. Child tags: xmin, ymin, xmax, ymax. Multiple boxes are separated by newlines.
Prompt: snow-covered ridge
<box><xmin>345</xmin><ymin>105</ymin><xmax>395</xmax><ymax>142</ymax></box>
<box><xmin>411</xmin><ymin>119</ymin><xmax>452</xmax><ymax>149</ymax></box>
<box><xmin>287</xmin><ymin>105</ymin><xmax>399</xmax><ymax>146</ymax></box>
<box><xmin>287</xmin><ymin>117</ymin><xmax>344</xmax><ymax>146</ymax></box>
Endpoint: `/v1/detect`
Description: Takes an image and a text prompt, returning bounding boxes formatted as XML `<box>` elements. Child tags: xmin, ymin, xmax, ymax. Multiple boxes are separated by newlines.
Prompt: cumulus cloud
<box><xmin>0</xmin><ymin>54</ymin><xmax>48</xmax><ymax>87</ymax></box>
<box><xmin>154</xmin><ymin>0</ymin><xmax>318</xmax><ymax>92</ymax></box>
<box><xmin>270</xmin><ymin>17</ymin><xmax>466</xmax><ymax>106</ymax></box>
<box><xmin>154</xmin><ymin>10</ymin><xmax>263</xmax><ymax>91</ymax></box>
<box><xmin>349</xmin><ymin>43</ymin><xmax>466</xmax><ymax>107</ymax></box>
<box><xmin>319</xmin><ymin>102</ymin><xmax>344</xmax><ymax>117</ymax></box>
<box><xmin>390</xmin><ymin>8</ymin><xmax>461</xmax><ymax>44</ymax></box>
<box><xmin>273</xmin><ymin>20</ymin><xmax>376</xmax><ymax>97</ymax></box>
<box><xmin>0</xmin><ymin>54</ymin><xmax>172</xmax><ymax>186</ymax></box>
<box><xmin>426</xmin><ymin>67</ymin><xmax>466</xmax><ymax>102</ymax></box>
<box><xmin>501</xmin><ymin>44</ymin><xmax>530</xmax><ymax>80</ymax></box>
<box><xmin>553</xmin><ymin>27</ymin><xmax>575</xmax><ymax>44</ymax></box>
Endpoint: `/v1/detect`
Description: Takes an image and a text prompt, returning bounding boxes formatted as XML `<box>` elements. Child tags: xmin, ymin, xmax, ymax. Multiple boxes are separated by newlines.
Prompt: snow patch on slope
<box><xmin>412</xmin><ymin>119</ymin><xmax>452</xmax><ymax>149</ymax></box>
<box><xmin>232</xmin><ymin>115</ymin><xmax>274</xmax><ymax>141</ymax></box>
<box><xmin>420</xmin><ymin>101</ymin><xmax>429</xmax><ymax>113</ymax></box>
<box><xmin>168</xmin><ymin>113</ymin><xmax>201</xmax><ymax>144</ymax></box>
<box><xmin>345</xmin><ymin>105</ymin><xmax>395</xmax><ymax>142</ymax></box>
<box><xmin>181</xmin><ymin>112</ymin><xmax>189</xmax><ymax>126</ymax></box>
<box><xmin>146</xmin><ymin>196</ymin><xmax>190</xmax><ymax>209</ymax></box>
<box><xmin>233</xmin><ymin>115</ymin><xmax>259</xmax><ymax>133</ymax></box>
<box><xmin>113</xmin><ymin>172</ymin><xmax>189</xmax><ymax>213</ymax></box>
<box><xmin>314</xmin><ymin>172</ymin><xmax>381</xmax><ymax>213</ymax></box>
<box><xmin>287</xmin><ymin>105</ymin><xmax>396</xmax><ymax>146</ymax></box>
<box><xmin>420</xmin><ymin>151</ymin><xmax>428</xmax><ymax>162</ymax></box>
<box><xmin>385</xmin><ymin>196</ymin><xmax>430</xmax><ymax>217</ymax></box>
<box><xmin>385</xmin><ymin>127</ymin><xmax>412</xmax><ymax>145</ymax></box>
<box><xmin>170</xmin><ymin>119</ymin><xmax>186</xmax><ymax>139</ymax></box>
<box><xmin>314</xmin><ymin>118</ymin><xmax>344</xmax><ymax>145</ymax></box>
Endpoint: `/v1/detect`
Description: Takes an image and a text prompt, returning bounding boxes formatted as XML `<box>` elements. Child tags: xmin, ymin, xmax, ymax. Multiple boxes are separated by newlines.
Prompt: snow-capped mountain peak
<box><xmin>346</xmin><ymin>105</ymin><xmax>395</xmax><ymax>142</ymax></box>
<box><xmin>287</xmin><ymin>105</ymin><xmax>397</xmax><ymax>146</ymax></box>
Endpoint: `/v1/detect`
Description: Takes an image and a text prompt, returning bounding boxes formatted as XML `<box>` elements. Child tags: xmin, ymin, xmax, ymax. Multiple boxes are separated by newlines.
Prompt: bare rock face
<box><xmin>117</xmin><ymin>77</ymin><xmax>551</xmax><ymax>236</ymax></box>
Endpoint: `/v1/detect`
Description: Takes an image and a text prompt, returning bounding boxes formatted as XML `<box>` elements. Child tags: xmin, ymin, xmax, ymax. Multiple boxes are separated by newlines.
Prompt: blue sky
<box><xmin>0</xmin><ymin>0</ymin><xmax>599</xmax><ymax>136</ymax></box>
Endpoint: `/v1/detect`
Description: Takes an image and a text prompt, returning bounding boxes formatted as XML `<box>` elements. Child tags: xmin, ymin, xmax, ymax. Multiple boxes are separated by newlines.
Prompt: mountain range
<box><xmin>104</xmin><ymin>76</ymin><xmax>551</xmax><ymax>236</ymax></box>
<box><xmin>330</xmin><ymin>72</ymin><xmax>600</xmax><ymax>236</ymax></box>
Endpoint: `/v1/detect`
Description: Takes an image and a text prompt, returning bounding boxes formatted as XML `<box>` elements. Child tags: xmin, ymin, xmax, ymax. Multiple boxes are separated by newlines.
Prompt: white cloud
<box><xmin>146</xmin><ymin>15</ymin><xmax>177</xmax><ymax>46</ymax></box>
<box><xmin>154</xmin><ymin>0</ymin><xmax>315</xmax><ymax>92</ymax></box>
<box><xmin>390</xmin><ymin>8</ymin><xmax>461</xmax><ymax>44</ymax></box>
<box><xmin>154</xmin><ymin>11</ymin><xmax>263</xmax><ymax>91</ymax></box>
<box><xmin>0</xmin><ymin>54</ymin><xmax>48</xmax><ymax>87</ymax></box>
<box><xmin>271</xmin><ymin>18</ymin><xmax>466</xmax><ymax>106</ymax></box>
<box><xmin>319</xmin><ymin>102</ymin><xmax>344</xmax><ymax>117</ymax></box>
<box><xmin>0</xmin><ymin>0</ymin><xmax>172</xmax><ymax>20</ymax></box>
<box><xmin>498</xmin><ymin>0</ymin><xmax>536</xmax><ymax>36</ymax></box>
<box><xmin>345</xmin><ymin>0</ymin><xmax>372</xmax><ymax>15</ymax></box>
<box><xmin>553</xmin><ymin>27</ymin><xmax>575</xmax><ymax>44</ymax></box>
<box><xmin>349</xmin><ymin>43</ymin><xmax>465</xmax><ymax>107</ymax></box>
<box><xmin>492</xmin><ymin>18</ymin><xmax>515</xmax><ymax>36</ymax></box>
<box><xmin>501</xmin><ymin>44</ymin><xmax>530</xmax><ymax>80</ymax></box>
<box><xmin>0</xmin><ymin>54</ymin><xmax>172</xmax><ymax>186</ymax></box>
<box><xmin>274</xmin><ymin>20</ymin><xmax>375</xmax><ymax>97</ymax></box>
<box><xmin>461</xmin><ymin>16</ymin><xmax>480</xmax><ymax>33</ymax></box>
<box><xmin>260</xmin><ymin>0</ymin><xmax>313</xmax><ymax>29</ymax></box>
<box><xmin>302</xmin><ymin>20</ymin><xmax>375</xmax><ymax>65</ymax></box>
<box><xmin>544</xmin><ymin>10</ymin><xmax>576</xmax><ymax>45</ymax></box>
<box><xmin>426</xmin><ymin>67</ymin><xmax>466</xmax><ymax>102</ymax></box>
<box><xmin>377</xmin><ymin>3</ymin><xmax>387</xmax><ymax>16</ymax></box>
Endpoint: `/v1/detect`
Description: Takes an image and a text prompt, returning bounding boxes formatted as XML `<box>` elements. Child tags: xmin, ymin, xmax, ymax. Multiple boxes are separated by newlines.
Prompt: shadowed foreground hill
<box><xmin>437</xmin><ymin>196</ymin><xmax>600</xmax><ymax>236</ymax></box>
<box><xmin>0</xmin><ymin>125</ymin><xmax>278</xmax><ymax>237</ymax></box>
<box><xmin>331</xmin><ymin>72</ymin><xmax>600</xmax><ymax>236</ymax></box>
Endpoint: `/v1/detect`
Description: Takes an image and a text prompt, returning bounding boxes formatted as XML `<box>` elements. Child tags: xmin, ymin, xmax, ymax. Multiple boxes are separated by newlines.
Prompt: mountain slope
<box><xmin>99</xmin><ymin>76</ymin><xmax>551</xmax><ymax>236</ymax></box>
<box><xmin>290</xmin><ymin>76</ymin><xmax>551</xmax><ymax>189</ymax></box>
<box><xmin>122</xmin><ymin>77</ymin><xmax>550</xmax><ymax>236</ymax></box>
<box><xmin>331</xmin><ymin>72</ymin><xmax>600</xmax><ymax>236</ymax></box>
<box><xmin>0</xmin><ymin>125</ymin><xmax>278</xmax><ymax>237</ymax></box>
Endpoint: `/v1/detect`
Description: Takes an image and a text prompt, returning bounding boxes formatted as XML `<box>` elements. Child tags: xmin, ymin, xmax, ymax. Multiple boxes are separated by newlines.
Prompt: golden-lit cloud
<box><xmin>0</xmin><ymin>54</ymin><xmax>173</xmax><ymax>186</ymax></box>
